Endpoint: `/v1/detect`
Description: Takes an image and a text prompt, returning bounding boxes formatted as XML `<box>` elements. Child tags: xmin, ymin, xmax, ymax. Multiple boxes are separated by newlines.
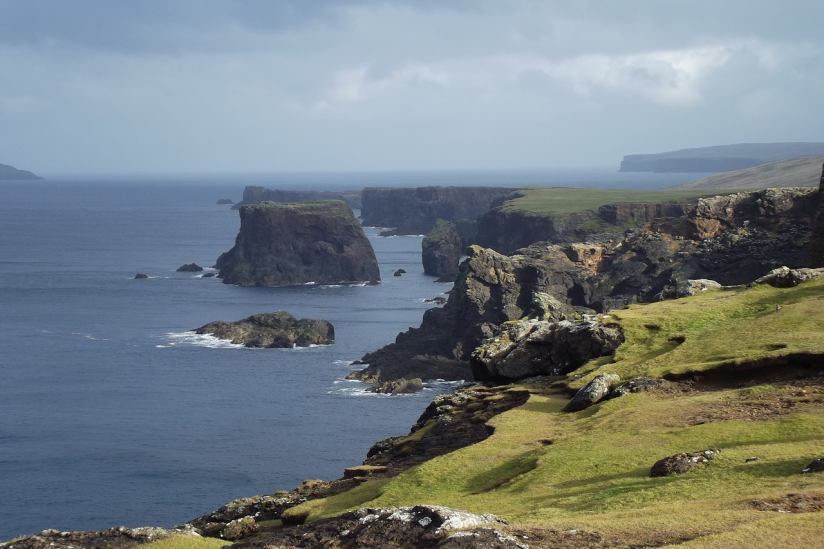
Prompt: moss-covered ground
<box><xmin>283</xmin><ymin>277</ymin><xmax>824</xmax><ymax>547</ymax></box>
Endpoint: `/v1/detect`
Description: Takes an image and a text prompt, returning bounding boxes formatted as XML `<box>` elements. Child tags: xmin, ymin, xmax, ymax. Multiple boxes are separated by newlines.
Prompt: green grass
<box><xmin>282</xmin><ymin>277</ymin><xmax>824</xmax><ymax>546</ymax></box>
<box><xmin>499</xmin><ymin>187</ymin><xmax>716</xmax><ymax>215</ymax></box>
<box><xmin>143</xmin><ymin>535</ymin><xmax>231</xmax><ymax>549</ymax></box>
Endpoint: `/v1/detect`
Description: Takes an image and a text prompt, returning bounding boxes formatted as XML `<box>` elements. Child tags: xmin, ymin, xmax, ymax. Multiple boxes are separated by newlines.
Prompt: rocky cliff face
<box><xmin>809</xmin><ymin>164</ymin><xmax>824</xmax><ymax>268</ymax></box>
<box><xmin>421</xmin><ymin>220</ymin><xmax>463</xmax><ymax>281</ymax></box>
<box><xmin>354</xmin><ymin>187</ymin><xmax>818</xmax><ymax>381</ymax></box>
<box><xmin>360</xmin><ymin>186</ymin><xmax>510</xmax><ymax>235</ymax></box>
<box><xmin>238</xmin><ymin>186</ymin><xmax>362</xmax><ymax>209</ymax></box>
<box><xmin>216</xmin><ymin>200</ymin><xmax>380</xmax><ymax>286</ymax></box>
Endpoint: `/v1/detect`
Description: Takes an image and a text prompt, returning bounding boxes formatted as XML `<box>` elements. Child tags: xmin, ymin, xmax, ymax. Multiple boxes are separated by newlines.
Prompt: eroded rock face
<box><xmin>422</xmin><ymin>220</ymin><xmax>463</xmax><ymax>281</ymax></box>
<box><xmin>194</xmin><ymin>311</ymin><xmax>334</xmax><ymax>348</ymax></box>
<box><xmin>471</xmin><ymin>320</ymin><xmax>624</xmax><ymax>382</ymax></box>
<box><xmin>360</xmin><ymin>186</ymin><xmax>510</xmax><ymax>235</ymax></box>
<box><xmin>216</xmin><ymin>200</ymin><xmax>380</xmax><ymax>287</ymax></box>
<box><xmin>810</xmin><ymin>165</ymin><xmax>824</xmax><ymax>268</ymax></box>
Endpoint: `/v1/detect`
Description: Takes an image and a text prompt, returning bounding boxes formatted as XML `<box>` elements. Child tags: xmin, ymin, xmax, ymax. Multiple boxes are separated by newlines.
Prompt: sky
<box><xmin>1</xmin><ymin>0</ymin><xmax>823</xmax><ymax>175</ymax></box>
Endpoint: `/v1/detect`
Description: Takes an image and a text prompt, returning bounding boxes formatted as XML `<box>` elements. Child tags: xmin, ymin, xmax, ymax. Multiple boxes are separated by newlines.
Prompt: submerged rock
<box><xmin>216</xmin><ymin>200</ymin><xmax>380</xmax><ymax>287</ymax></box>
<box><xmin>194</xmin><ymin>311</ymin><xmax>334</xmax><ymax>348</ymax></box>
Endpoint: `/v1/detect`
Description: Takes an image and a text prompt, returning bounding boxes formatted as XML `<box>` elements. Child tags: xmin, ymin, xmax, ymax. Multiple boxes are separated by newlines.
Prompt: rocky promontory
<box><xmin>215</xmin><ymin>200</ymin><xmax>380</xmax><ymax>286</ymax></box>
<box><xmin>237</xmin><ymin>186</ymin><xmax>363</xmax><ymax>210</ymax></box>
<box><xmin>421</xmin><ymin>219</ymin><xmax>463</xmax><ymax>281</ymax></box>
<box><xmin>360</xmin><ymin>186</ymin><xmax>511</xmax><ymax>235</ymax></box>
<box><xmin>0</xmin><ymin>163</ymin><xmax>43</xmax><ymax>181</ymax></box>
<box><xmin>195</xmin><ymin>311</ymin><xmax>334</xmax><ymax>348</ymax></box>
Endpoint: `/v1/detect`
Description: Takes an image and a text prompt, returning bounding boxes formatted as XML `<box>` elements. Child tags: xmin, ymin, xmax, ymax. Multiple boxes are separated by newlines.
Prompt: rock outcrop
<box><xmin>194</xmin><ymin>311</ymin><xmax>334</xmax><ymax>348</ymax></box>
<box><xmin>0</xmin><ymin>163</ymin><xmax>43</xmax><ymax>180</ymax></box>
<box><xmin>1</xmin><ymin>526</ymin><xmax>182</xmax><ymax>549</ymax></box>
<box><xmin>422</xmin><ymin>220</ymin><xmax>463</xmax><ymax>281</ymax></box>
<box><xmin>563</xmin><ymin>373</ymin><xmax>621</xmax><ymax>412</ymax></box>
<box><xmin>650</xmin><ymin>449</ymin><xmax>720</xmax><ymax>477</ymax></box>
<box><xmin>236</xmin><ymin>186</ymin><xmax>362</xmax><ymax>209</ymax></box>
<box><xmin>360</xmin><ymin>186</ymin><xmax>510</xmax><ymax>235</ymax></box>
<box><xmin>470</xmin><ymin>319</ymin><xmax>624</xmax><ymax>382</ymax></box>
<box><xmin>215</xmin><ymin>200</ymin><xmax>380</xmax><ymax>287</ymax></box>
<box><xmin>809</xmin><ymin>163</ymin><xmax>824</xmax><ymax>268</ymax></box>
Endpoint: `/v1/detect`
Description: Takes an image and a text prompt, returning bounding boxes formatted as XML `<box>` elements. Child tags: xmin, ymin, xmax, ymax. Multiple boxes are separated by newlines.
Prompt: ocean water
<box><xmin>0</xmin><ymin>170</ymin><xmax>700</xmax><ymax>540</ymax></box>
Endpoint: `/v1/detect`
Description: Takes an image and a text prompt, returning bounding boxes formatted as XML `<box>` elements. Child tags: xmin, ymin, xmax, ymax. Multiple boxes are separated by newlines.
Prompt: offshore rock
<box><xmin>176</xmin><ymin>263</ymin><xmax>203</xmax><ymax>272</ymax></box>
<box><xmin>194</xmin><ymin>311</ymin><xmax>334</xmax><ymax>348</ymax></box>
<box><xmin>237</xmin><ymin>185</ymin><xmax>362</xmax><ymax>209</ymax></box>
<box><xmin>134</xmin><ymin>273</ymin><xmax>148</xmax><ymax>279</ymax></box>
<box><xmin>368</xmin><ymin>377</ymin><xmax>424</xmax><ymax>394</ymax></box>
<box><xmin>422</xmin><ymin>219</ymin><xmax>463</xmax><ymax>281</ymax></box>
<box><xmin>471</xmin><ymin>319</ymin><xmax>624</xmax><ymax>382</ymax></box>
<box><xmin>216</xmin><ymin>200</ymin><xmax>380</xmax><ymax>286</ymax></box>
<box><xmin>360</xmin><ymin>186</ymin><xmax>510</xmax><ymax>235</ymax></box>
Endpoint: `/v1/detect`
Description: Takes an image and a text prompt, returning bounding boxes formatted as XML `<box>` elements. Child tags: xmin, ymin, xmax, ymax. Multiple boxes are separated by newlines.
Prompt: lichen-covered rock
<box><xmin>656</xmin><ymin>278</ymin><xmax>723</xmax><ymax>300</ymax></box>
<box><xmin>220</xmin><ymin>517</ymin><xmax>257</xmax><ymax>541</ymax></box>
<box><xmin>750</xmin><ymin>266</ymin><xmax>824</xmax><ymax>288</ymax></box>
<box><xmin>471</xmin><ymin>319</ymin><xmax>624</xmax><ymax>382</ymax></box>
<box><xmin>650</xmin><ymin>448</ymin><xmax>720</xmax><ymax>477</ymax></box>
<box><xmin>233</xmin><ymin>505</ymin><xmax>520</xmax><ymax>549</ymax></box>
<box><xmin>563</xmin><ymin>373</ymin><xmax>620</xmax><ymax>412</ymax></box>
<box><xmin>216</xmin><ymin>200</ymin><xmax>380</xmax><ymax>286</ymax></box>
<box><xmin>0</xmin><ymin>526</ymin><xmax>177</xmax><ymax>549</ymax></box>
<box><xmin>422</xmin><ymin>219</ymin><xmax>463</xmax><ymax>281</ymax></box>
<box><xmin>194</xmin><ymin>311</ymin><xmax>334</xmax><ymax>348</ymax></box>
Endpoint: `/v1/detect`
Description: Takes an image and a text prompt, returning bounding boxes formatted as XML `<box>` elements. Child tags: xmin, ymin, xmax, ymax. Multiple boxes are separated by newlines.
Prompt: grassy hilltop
<box><xmin>271</xmin><ymin>277</ymin><xmax>824</xmax><ymax>548</ymax></box>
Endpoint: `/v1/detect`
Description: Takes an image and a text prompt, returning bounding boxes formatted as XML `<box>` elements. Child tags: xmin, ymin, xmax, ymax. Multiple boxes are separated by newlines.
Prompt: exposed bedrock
<box><xmin>360</xmin><ymin>186</ymin><xmax>510</xmax><ymax>235</ymax></box>
<box><xmin>194</xmin><ymin>311</ymin><xmax>334</xmax><ymax>348</ymax></box>
<box><xmin>809</xmin><ymin>163</ymin><xmax>824</xmax><ymax>268</ymax></box>
<box><xmin>422</xmin><ymin>219</ymin><xmax>463</xmax><ymax>281</ymax></box>
<box><xmin>237</xmin><ymin>185</ymin><xmax>363</xmax><ymax>209</ymax></box>
<box><xmin>215</xmin><ymin>200</ymin><xmax>380</xmax><ymax>287</ymax></box>
<box><xmin>354</xmin><ymin>187</ymin><xmax>818</xmax><ymax>382</ymax></box>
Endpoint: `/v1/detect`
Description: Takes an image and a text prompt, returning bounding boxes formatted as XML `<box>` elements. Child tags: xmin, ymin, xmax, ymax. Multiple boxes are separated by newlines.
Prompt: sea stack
<box><xmin>809</xmin><ymin>163</ymin><xmax>824</xmax><ymax>268</ymax></box>
<box><xmin>422</xmin><ymin>219</ymin><xmax>463</xmax><ymax>281</ymax></box>
<box><xmin>215</xmin><ymin>200</ymin><xmax>381</xmax><ymax>286</ymax></box>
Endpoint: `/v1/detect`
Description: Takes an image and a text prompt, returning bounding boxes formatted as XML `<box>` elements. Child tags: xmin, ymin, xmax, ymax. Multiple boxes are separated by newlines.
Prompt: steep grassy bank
<box><xmin>281</xmin><ymin>278</ymin><xmax>824</xmax><ymax>547</ymax></box>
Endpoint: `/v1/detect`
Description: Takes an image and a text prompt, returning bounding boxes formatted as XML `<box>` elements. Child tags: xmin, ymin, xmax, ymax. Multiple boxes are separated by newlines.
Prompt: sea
<box><xmin>0</xmin><ymin>169</ymin><xmax>700</xmax><ymax>540</ymax></box>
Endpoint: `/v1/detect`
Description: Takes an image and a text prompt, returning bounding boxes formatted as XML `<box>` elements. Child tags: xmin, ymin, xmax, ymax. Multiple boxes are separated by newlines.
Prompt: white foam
<box><xmin>161</xmin><ymin>331</ymin><xmax>246</xmax><ymax>349</ymax></box>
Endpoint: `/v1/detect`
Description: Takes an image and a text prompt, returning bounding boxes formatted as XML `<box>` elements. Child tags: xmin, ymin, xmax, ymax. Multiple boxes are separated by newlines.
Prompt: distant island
<box><xmin>619</xmin><ymin>142</ymin><xmax>824</xmax><ymax>172</ymax></box>
<box><xmin>0</xmin><ymin>163</ymin><xmax>43</xmax><ymax>180</ymax></box>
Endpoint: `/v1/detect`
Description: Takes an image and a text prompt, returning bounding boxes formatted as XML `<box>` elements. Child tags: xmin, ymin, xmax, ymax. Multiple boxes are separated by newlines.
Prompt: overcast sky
<box><xmin>1</xmin><ymin>0</ymin><xmax>822</xmax><ymax>174</ymax></box>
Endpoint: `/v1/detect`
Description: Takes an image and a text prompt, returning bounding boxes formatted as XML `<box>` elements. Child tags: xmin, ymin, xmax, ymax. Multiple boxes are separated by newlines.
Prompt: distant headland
<box><xmin>619</xmin><ymin>142</ymin><xmax>824</xmax><ymax>173</ymax></box>
<box><xmin>0</xmin><ymin>163</ymin><xmax>43</xmax><ymax>180</ymax></box>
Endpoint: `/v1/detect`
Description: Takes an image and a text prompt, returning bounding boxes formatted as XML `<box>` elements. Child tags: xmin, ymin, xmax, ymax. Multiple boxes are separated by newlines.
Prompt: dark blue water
<box><xmin>0</xmin><ymin>170</ymin><xmax>701</xmax><ymax>540</ymax></box>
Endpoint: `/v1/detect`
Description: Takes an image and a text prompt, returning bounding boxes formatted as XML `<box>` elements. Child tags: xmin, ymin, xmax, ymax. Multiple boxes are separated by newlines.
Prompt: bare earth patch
<box><xmin>749</xmin><ymin>493</ymin><xmax>824</xmax><ymax>513</ymax></box>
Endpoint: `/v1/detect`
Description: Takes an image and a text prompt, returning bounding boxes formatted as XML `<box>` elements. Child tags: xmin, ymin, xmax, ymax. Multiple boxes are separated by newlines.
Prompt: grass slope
<box><xmin>499</xmin><ymin>187</ymin><xmax>714</xmax><ymax>215</ymax></box>
<box><xmin>670</xmin><ymin>156</ymin><xmax>824</xmax><ymax>191</ymax></box>
<box><xmin>284</xmin><ymin>278</ymin><xmax>824</xmax><ymax>547</ymax></box>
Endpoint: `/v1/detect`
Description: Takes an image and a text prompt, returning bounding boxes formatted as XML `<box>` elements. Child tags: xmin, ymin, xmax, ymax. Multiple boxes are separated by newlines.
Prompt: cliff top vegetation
<box><xmin>499</xmin><ymin>187</ymin><xmax>714</xmax><ymax>215</ymax></box>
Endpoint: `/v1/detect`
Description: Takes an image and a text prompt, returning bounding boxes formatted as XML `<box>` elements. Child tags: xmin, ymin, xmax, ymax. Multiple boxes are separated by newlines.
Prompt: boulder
<box><xmin>563</xmin><ymin>373</ymin><xmax>620</xmax><ymax>412</ymax></box>
<box><xmin>215</xmin><ymin>200</ymin><xmax>380</xmax><ymax>286</ymax></box>
<box><xmin>656</xmin><ymin>279</ymin><xmax>723</xmax><ymax>300</ymax></box>
<box><xmin>650</xmin><ymin>448</ymin><xmax>720</xmax><ymax>477</ymax></box>
<box><xmin>470</xmin><ymin>319</ymin><xmax>624</xmax><ymax>382</ymax></box>
<box><xmin>176</xmin><ymin>263</ymin><xmax>203</xmax><ymax>272</ymax></box>
<box><xmin>801</xmin><ymin>458</ymin><xmax>824</xmax><ymax>474</ymax></box>
<box><xmin>422</xmin><ymin>219</ymin><xmax>463</xmax><ymax>281</ymax></box>
<box><xmin>194</xmin><ymin>311</ymin><xmax>334</xmax><ymax>348</ymax></box>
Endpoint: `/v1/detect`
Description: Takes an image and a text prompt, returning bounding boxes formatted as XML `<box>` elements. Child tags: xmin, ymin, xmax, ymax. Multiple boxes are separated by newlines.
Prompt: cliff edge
<box><xmin>215</xmin><ymin>200</ymin><xmax>380</xmax><ymax>287</ymax></box>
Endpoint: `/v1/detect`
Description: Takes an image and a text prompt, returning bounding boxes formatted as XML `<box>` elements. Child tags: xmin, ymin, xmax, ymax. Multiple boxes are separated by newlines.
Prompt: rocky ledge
<box><xmin>195</xmin><ymin>311</ymin><xmax>334</xmax><ymax>348</ymax></box>
<box><xmin>215</xmin><ymin>200</ymin><xmax>380</xmax><ymax>287</ymax></box>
